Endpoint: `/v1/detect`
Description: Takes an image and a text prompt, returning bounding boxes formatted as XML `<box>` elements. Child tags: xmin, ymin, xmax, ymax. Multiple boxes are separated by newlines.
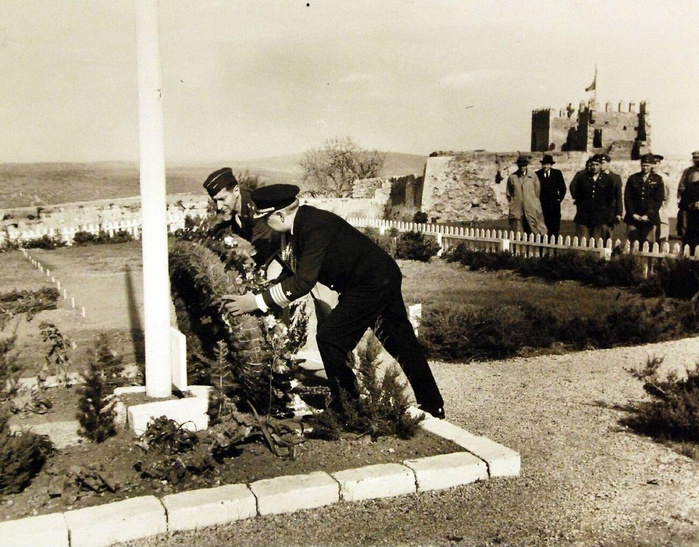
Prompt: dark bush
<box><xmin>23</xmin><ymin>234</ymin><xmax>66</xmax><ymax>250</ymax></box>
<box><xmin>420</xmin><ymin>297</ymin><xmax>697</xmax><ymax>362</ymax></box>
<box><xmin>395</xmin><ymin>231</ymin><xmax>441</xmax><ymax>262</ymax></box>
<box><xmin>0</xmin><ymin>407</ymin><xmax>54</xmax><ymax>494</ymax></box>
<box><xmin>639</xmin><ymin>258</ymin><xmax>699</xmax><ymax>299</ymax></box>
<box><xmin>413</xmin><ymin>211</ymin><xmax>428</xmax><ymax>223</ymax></box>
<box><xmin>72</xmin><ymin>230</ymin><xmax>134</xmax><ymax>246</ymax></box>
<box><xmin>623</xmin><ymin>357</ymin><xmax>699</xmax><ymax>444</ymax></box>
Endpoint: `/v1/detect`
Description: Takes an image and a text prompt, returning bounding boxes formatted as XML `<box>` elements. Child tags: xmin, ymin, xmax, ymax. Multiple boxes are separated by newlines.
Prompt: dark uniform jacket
<box><xmin>570</xmin><ymin>171</ymin><xmax>616</xmax><ymax>226</ymax></box>
<box><xmin>209</xmin><ymin>188</ymin><xmax>279</xmax><ymax>266</ymax></box>
<box><xmin>261</xmin><ymin>205</ymin><xmax>397</xmax><ymax>309</ymax></box>
<box><xmin>623</xmin><ymin>172</ymin><xmax>665</xmax><ymax>225</ymax></box>
<box><xmin>535</xmin><ymin>168</ymin><xmax>566</xmax><ymax>211</ymax></box>
<box><xmin>607</xmin><ymin>171</ymin><xmax>624</xmax><ymax>220</ymax></box>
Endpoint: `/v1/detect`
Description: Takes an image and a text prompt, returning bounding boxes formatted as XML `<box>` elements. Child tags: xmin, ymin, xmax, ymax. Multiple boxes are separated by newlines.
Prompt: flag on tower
<box><xmin>585</xmin><ymin>66</ymin><xmax>597</xmax><ymax>92</ymax></box>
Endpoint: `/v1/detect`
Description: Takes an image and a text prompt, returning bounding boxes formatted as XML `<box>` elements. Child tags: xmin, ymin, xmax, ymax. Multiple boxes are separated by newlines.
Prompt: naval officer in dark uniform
<box><xmin>203</xmin><ymin>167</ymin><xmax>279</xmax><ymax>266</ymax></box>
<box><xmin>223</xmin><ymin>184</ymin><xmax>445</xmax><ymax>419</ymax></box>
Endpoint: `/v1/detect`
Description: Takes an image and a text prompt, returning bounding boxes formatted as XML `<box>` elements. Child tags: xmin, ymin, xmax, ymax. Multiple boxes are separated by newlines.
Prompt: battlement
<box><xmin>531</xmin><ymin>99</ymin><xmax>650</xmax><ymax>159</ymax></box>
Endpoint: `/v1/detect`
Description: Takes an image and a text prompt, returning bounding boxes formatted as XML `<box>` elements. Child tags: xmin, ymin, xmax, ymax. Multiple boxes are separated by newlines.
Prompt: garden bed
<box><xmin>2</xmin><ymin>383</ymin><xmax>459</xmax><ymax>521</ymax></box>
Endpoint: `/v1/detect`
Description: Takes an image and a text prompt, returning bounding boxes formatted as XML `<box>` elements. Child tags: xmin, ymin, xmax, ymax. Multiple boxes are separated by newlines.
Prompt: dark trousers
<box><xmin>541</xmin><ymin>204</ymin><xmax>561</xmax><ymax>238</ymax></box>
<box><xmin>315</xmin><ymin>267</ymin><xmax>444</xmax><ymax>410</ymax></box>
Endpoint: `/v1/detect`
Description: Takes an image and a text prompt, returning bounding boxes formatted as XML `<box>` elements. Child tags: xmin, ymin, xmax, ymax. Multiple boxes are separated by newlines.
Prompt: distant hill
<box><xmin>0</xmin><ymin>152</ymin><xmax>427</xmax><ymax>209</ymax></box>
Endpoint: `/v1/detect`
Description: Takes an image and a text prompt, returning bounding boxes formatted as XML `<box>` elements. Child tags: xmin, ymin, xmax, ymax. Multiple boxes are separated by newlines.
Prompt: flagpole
<box><xmin>594</xmin><ymin>65</ymin><xmax>597</xmax><ymax>102</ymax></box>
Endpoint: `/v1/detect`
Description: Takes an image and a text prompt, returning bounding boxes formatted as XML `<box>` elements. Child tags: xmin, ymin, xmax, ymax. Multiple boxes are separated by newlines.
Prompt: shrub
<box><xmin>307</xmin><ymin>334</ymin><xmax>423</xmax><ymax>440</ymax></box>
<box><xmin>76</xmin><ymin>334</ymin><xmax>123</xmax><ymax>443</ymax></box>
<box><xmin>39</xmin><ymin>322</ymin><xmax>71</xmax><ymax>387</ymax></box>
<box><xmin>420</xmin><ymin>298</ymin><xmax>697</xmax><ymax>362</ymax></box>
<box><xmin>395</xmin><ymin>231</ymin><xmax>441</xmax><ymax>262</ymax></box>
<box><xmin>0</xmin><ymin>287</ymin><xmax>59</xmax><ymax>329</ymax></box>
<box><xmin>623</xmin><ymin>357</ymin><xmax>699</xmax><ymax>444</ymax></box>
<box><xmin>413</xmin><ymin>211</ymin><xmax>428</xmax><ymax>223</ymax></box>
<box><xmin>0</xmin><ymin>407</ymin><xmax>54</xmax><ymax>494</ymax></box>
<box><xmin>0</xmin><ymin>335</ymin><xmax>21</xmax><ymax>402</ymax></box>
<box><xmin>72</xmin><ymin>229</ymin><xmax>134</xmax><ymax>246</ymax></box>
<box><xmin>639</xmin><ymin>258</ymin><xmax>699</xmax><ymax>299</ymax></box>
<box><xmin>361</xmin><ymin>227</ymin><xmax>398</xmax><ymax>257</ymax></box>
<box><xmin>22</xmin><ymin>234</ymin><xmax>66</xmax><ymax>250</ymax></box>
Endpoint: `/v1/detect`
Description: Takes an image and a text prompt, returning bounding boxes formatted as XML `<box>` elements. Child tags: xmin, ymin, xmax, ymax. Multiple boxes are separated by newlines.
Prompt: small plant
<box><xmin>39</xmin><ymin>322</ymin><xmax>71</xmax><ymax>387</ymax></box>
<box><xmin>46</xmin><ymin>463</ymin><xmax>120</xmax><ymax>504</ymax></box>
<box><xmin>134</xmin><ymin>416</ymin><xmax>210</xmax><ymax>485</ymax></box>
<box><xmin>308</xmin><ymin>333</ymin><xmax>423</xmax><ymax>440</ymax></box>
<box><xmin>207</xmin><ymin>340</ymin><xmax>239</xmax><ymax>425</ymax></box>
<box><xmin>0</xmin><ymin>406</ymin><xmax>54</xmax><ymax>494</ymax></box>
<box><xmin>76</xmin><ymin>337</ymin><xmax>120</xmax><ymax>443</ymax></box>
<box><xmin>0</xmin><ymin>334</ymin><xmax>22</xmax><ymax>402</ymax></box>
<box><xmin>623</xmin><ymin>357</ymin><xmax>699</xmax><ymax>447</ymax></box>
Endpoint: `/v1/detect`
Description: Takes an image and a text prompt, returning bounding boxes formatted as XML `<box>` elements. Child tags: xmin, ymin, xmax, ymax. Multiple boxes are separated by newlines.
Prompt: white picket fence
<box><xmin>3</xmin><ymin>213</ymin><xmax>698</xmax><ymax>278</ymax></box>
<box><xmin>0</xmin><ymin>211</ymin><xmax>189</xmax><ymax>247</ymax></box>
<box><xmin>346</xmin><ymin>217</ymin><xmax>699</xmax><ymax>277</ymax></box>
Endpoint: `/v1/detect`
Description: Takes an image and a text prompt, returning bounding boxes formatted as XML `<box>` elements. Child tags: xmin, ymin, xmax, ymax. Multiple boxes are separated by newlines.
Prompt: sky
<box><xmin>1</xmin><ymin>0</ymin><xmax>698</xmax><ymax>164</ymax></box>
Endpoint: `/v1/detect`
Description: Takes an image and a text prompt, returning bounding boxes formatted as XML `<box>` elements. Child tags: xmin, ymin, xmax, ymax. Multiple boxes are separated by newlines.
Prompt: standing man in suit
<box><xmin>624</xmin><ymin>154</ymin><xmax>665</xmax><ymax>245</ymax></box>
<box><xmin>599</xmin><ymin>153</ymin><xmax>623</xmax><ymax>240</ymax></box>
<box><xmin>506</xmin><ymin>155</ymin><xmax>548</xmax><ymax>236</ymax></box>
<box><xmin>569</xmin><ymin>154</ymin><xmax>616</xmax><ymax>241</ymax></box>
<box><xmin>535</xmin><ymin>154</ymin><xmax>566</xmax><ymax>238</ymax></box>
<box><xmin>223</xmin><ymin>184</ymin><xmax>446</xmax><ymax>419</ymax></box>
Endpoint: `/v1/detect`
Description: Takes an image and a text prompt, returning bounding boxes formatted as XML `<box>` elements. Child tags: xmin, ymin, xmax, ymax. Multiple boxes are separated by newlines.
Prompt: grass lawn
<box><xmin>399</xmin><ymin>258</ymin><xmax>634</xmax><ymax>319</ymax></box>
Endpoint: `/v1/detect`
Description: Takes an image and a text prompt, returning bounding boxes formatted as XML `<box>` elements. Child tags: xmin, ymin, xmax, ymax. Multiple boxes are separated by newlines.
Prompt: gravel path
<box><xmin>122</xmin><ymin>337</ymin><xmax>699</xmax><ymax>547</ymax></box>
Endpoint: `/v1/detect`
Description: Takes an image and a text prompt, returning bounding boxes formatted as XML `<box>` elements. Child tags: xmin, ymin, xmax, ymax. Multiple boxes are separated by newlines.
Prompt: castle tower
<box><xmin>531</xmin><ymin>98</ymin><xmax>650</xmax><ymax>159</ymax></box>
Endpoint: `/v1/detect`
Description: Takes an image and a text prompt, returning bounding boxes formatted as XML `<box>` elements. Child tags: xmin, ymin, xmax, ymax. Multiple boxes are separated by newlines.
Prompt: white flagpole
<box><xmin>135</xmin><ymin>0</ymin><xmax>172</xmax><ymax>398</ymax></box>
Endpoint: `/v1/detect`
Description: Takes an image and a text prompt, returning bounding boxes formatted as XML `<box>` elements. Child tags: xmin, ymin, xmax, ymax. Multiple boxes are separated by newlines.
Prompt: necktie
<box><xmin>281</xmin><ymin>233</ymin><xmax>296</xmax><ymax>272</ymax></box>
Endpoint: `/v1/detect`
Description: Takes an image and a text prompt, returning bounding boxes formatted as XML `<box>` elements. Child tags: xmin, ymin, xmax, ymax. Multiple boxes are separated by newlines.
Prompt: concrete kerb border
<box><xmin>0</xmin><ymin>409</ymin><xmax>521</xmax><ymax>547</ymax></box>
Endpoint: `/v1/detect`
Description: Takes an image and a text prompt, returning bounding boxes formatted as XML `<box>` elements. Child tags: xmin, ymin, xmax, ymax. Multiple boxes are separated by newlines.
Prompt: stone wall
<box><xmin>423</xmin><ymin>151</ymin><xmax>688</xmax><ymax>224</ymax></box>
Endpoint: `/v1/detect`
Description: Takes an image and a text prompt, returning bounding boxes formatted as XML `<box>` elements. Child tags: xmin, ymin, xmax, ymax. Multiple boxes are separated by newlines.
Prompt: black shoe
<box><xmin>418</xmin><ymin>405</ymin><xmax>445</xmax><ymax>419</ymax></box>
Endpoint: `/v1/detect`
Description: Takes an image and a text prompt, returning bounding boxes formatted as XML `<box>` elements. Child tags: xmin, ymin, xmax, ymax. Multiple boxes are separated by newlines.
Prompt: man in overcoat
<box><xmin>624</xmin><ymin>154</ymin><xmax>665</xmax><ymax>245</ymax></box>
<box><xmin>222</xmin><ymin>184</ymin><xmax>446</xmax><ymax>419</ymax></box>
<box><xmin>506</xmin><ymin>155</ymin><xmax>548</xmax><ymax>236</ymax></box>
<box><xmin>569</xmin><ymin>154</ymin><xmax>616</xmax><ymax>241</ymax></box>
<box><xmin>535</xmin><ymin>154</ymin><xmax>566</xmax><ymax>238</ymax></box>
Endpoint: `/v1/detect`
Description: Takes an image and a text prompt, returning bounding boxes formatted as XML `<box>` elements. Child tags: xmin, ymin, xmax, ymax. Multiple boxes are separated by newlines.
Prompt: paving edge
<box><xmin>0</xmin><ymin>407</ymin><xmax>521</xmax><ymax>547</ymax></box>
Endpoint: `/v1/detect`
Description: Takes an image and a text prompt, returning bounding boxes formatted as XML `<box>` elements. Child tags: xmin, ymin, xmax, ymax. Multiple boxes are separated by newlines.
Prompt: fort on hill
<box><xmin>531</xmin><ymin>99</ymin><xmax>650</xmax><ymax>160</ymax></box>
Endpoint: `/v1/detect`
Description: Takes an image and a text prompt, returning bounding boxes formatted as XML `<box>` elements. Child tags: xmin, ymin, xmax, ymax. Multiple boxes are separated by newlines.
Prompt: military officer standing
<box><xmin>624</xmin><ymin>154</ymin><xmax>665</xmax><ymax>245</ymax></box>
<box><xmin>223</xmin><ymin>184</ymin><xmax>446</xmax><ymax>419</ymax></box>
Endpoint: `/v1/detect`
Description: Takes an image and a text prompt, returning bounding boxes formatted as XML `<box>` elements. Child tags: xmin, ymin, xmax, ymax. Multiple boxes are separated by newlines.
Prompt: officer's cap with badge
<box><xmin>640</xmin><ymin>153</ymin><xmax>656</xmax><ymax>165</ymax></box>
<box><xmin>203</xmin><ymin>167</ymin><xmax>238</xmax><ymax>198</ymax></box>
<box><xmin>251</xmin><ymin>184</ymin><xmax>300</xmax><ymax>218</ymax></box>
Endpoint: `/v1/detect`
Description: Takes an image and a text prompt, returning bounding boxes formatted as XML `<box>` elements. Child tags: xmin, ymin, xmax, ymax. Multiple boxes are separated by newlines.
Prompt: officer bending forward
<box><xmin>223</xmin><ymin>184</ymin><xmax>445</xmax><ymax>419</ymax></box>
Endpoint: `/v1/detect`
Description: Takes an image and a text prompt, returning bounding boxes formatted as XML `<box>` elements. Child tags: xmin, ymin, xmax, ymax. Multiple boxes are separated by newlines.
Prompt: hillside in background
<box><xmin>0</xmin><ymin>152</ymin><xmax>426</xmax><ymax>209</ymax></box>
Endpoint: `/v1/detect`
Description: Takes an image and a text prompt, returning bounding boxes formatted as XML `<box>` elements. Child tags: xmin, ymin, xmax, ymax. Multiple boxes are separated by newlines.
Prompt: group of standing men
<box><xmin>505</xmin><ymin>150</ymin><xmax>699</xmax><ymax>251</ymax></box>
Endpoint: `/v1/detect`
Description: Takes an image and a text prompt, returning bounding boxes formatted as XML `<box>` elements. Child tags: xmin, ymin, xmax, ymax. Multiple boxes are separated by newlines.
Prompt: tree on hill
<box><xmin>299</xmin><ymin>136</ymin><xmax>385</xmax><ymax>197</ymax></box>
